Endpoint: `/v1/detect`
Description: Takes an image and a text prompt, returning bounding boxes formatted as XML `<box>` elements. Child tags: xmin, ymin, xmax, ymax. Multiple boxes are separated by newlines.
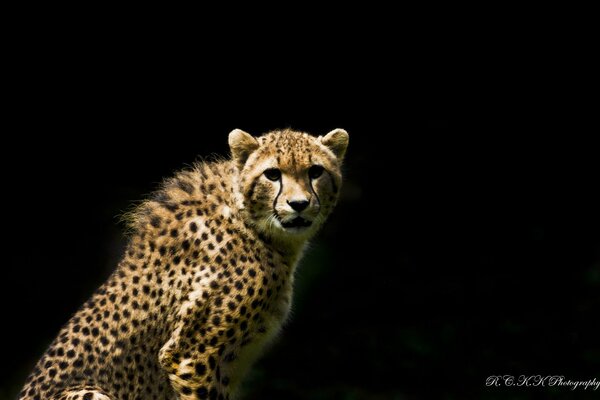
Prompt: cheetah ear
<box><xmin>320</xmin><ymin>128</ymin><xmax>349</xmax><ymax>160</ymax></box>
<box><xmin>229</xmin><ymin>129</ymin><xmax>259</xmax><ymax>168</ymax></box>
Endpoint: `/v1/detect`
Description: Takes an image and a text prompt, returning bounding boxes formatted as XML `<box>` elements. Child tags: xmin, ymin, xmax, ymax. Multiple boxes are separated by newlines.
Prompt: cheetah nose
<box><xmin>287</xmin><ymin>200</ymin><xmax>309</xmax><ymax>212</ymax></box>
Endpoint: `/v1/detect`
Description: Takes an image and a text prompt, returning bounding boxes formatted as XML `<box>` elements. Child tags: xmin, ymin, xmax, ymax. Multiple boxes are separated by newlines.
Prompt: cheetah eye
<box><xmin>263</xmin><ymin>168</ymin><xmax>281</xmax><ymax>181</ymax></box>
<box><xmin>308</xmin><ymin>165</ymin><xmax>324</xmax><ymax>179</ymax></box>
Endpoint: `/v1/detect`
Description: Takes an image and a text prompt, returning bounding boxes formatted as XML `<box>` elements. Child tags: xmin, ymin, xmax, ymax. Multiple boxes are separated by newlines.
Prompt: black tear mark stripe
<box><xmin>272</xmin><ymin>175</ymin><xmax>283</xmax><ymax>211</ymax></box>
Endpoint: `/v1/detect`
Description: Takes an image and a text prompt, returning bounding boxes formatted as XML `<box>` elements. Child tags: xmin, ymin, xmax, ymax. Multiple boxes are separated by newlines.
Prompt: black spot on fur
<box><xmin>150</xmin><ymin>216</ymin><xmax>162</xmax><ymax>228</ymax></box>
<box><xmin>177</xmin><ymin>179</ymin><xmax>195</xmax><ymax>194</ymax></box>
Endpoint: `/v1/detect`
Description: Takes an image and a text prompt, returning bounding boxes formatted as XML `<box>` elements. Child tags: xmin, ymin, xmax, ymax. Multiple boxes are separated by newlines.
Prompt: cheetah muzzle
<box><xmin>19</xmin><ymin>127</ymin><xmax>349</xmax><ymax>400</ymax></box>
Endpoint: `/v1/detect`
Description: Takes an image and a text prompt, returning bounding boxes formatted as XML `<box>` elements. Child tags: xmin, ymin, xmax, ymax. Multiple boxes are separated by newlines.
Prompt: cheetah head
<box><xmin>229</xmin><ymin>128</ymin><xmax>348</xmax><ymax>242</ymax></box>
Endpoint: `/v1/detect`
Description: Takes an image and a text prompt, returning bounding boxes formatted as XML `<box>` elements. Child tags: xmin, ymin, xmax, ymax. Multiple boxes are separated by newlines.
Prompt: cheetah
<box><xmin>19</xmin><ymin>128</ymin><xmax>349</xmax><ymax>400</ymax></box>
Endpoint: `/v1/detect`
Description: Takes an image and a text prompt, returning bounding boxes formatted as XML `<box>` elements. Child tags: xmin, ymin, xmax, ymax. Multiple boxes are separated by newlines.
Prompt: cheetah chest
<box><xmin>221</xmin><ymin>276</ymin><xmax>294</xmax><ymax>391</ymax></box>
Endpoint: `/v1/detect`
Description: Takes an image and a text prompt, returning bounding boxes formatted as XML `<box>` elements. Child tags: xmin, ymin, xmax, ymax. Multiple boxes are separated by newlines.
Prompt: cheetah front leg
<box><xmin>159</xmin><ymin>295</ymin><xmax>230</xmax><ymax>400</ymax></box>
<box><xmin>159</xmin><ymin>332</ymin><xmax>227</xmax><ymax>400</ymax></box>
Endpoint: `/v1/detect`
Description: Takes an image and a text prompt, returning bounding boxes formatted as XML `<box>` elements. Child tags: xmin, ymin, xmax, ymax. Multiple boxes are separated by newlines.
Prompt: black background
<box><xmin>2</xmin><ymin>24</ymin><xmax>599</xmax><ymax>399</ymax></box>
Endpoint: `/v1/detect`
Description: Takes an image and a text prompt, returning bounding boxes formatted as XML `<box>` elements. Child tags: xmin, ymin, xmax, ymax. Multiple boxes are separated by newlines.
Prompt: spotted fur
<box><xmin>19</xmin><ymin>128</ymin><xmax>349</xmax><ymax>400</ymax></box>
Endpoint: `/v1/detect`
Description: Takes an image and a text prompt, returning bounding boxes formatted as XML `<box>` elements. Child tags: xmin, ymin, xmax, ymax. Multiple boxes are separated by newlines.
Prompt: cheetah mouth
<box><xmin>281</xmin><ymin>217</ymin><xmax>313</xmax><ymax>229</ymax></box>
